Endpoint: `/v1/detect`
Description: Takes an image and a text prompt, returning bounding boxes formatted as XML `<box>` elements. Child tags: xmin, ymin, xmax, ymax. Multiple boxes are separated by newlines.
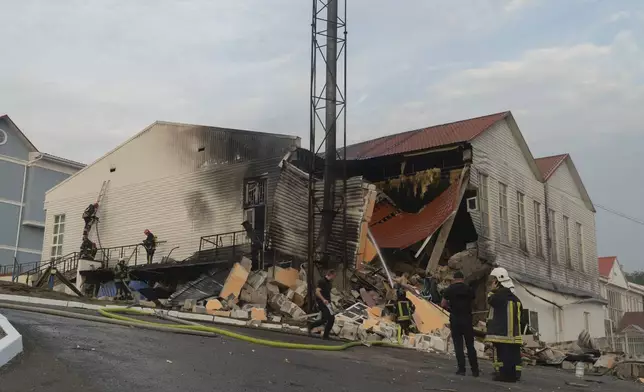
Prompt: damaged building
<box><xmin>41</xmin><ymin>121</ymin><xmax>300</xmax><ymax>269</ymax></box>
<box><xmin>342</xmin><ymin>111</ymin><xmax>605</xmax><ymax>344</ymax></box>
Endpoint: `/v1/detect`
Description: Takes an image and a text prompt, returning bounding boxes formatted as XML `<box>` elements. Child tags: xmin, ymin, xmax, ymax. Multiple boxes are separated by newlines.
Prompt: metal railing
<box><xmin>16</xmin><ymin>252</ymin><xmax>80</xmax><ymax>286</ymax></box>
<box><xmin>199</xmin><ymin>230</ymin><xmax>253</xmax><ymax>252</ymax></box>
<box><xmin>96</xmin><ymin>241</ymin><xmax>168</xmax><ymax>267</ymax></box>
<box><xmin>0</xmin><ymin>261</ymin><xmax>40</xmax><ymax>277</ymax></box>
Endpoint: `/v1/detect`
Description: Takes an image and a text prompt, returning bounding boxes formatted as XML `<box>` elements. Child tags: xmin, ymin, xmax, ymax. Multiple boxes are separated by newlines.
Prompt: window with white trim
<box><xmin>548</xmin><ymin>209</ymin><xmax>558</xmax><ymax>262</ymax></box>
<box><xmin>478</xmin><ymin>173</ymin><xmax>490</xmax><ymax>237</ymax></box>
<box><xmin>498</xmin><ymin>182</ymin><xmax>509</xmax><ymax>243</ymax></box>
<box><xmin>50</xmin><ymin>214</ymin><xmax>66</xmax><ymax>260</ymax></box>
<box><xmin>517</xmin><ymin>192</ymin><xmax>527</xmax><ymax>251</ymax></box>
<box><xmin>576</xmin><ymin>222</ymin><xmax>584</xmax><ymax>271</ymax></box>
<box><xmin>563</xmin><ymin>215</ymin><xmax>572</xmax><ymax>267</ymax></box>
<box><xmin>534</xmin><ymin>201</ymin><xmax>544</xmax><ymax>257</ymax></box>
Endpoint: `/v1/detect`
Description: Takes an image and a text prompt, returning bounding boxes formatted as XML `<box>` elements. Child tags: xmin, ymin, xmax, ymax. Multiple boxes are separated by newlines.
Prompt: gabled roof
<box><xmin>0</xmin><ymin>114</ymin><xmax>38</xmax><ymax>152</ymax></box>
<box><xmin>344</xmin><ymin>112</ymin><xmax>510</xmax><ymax>160</ymax></box>
<box><xmin>535</xmin><ymin>154</ymin><xmax>568</xmax><ymax>180</ymax></box>
<box><xmin>618</xmin><ymin>312</ymin><xmax>644</xmax><ymax>332</ymax></box>
<box><xmin>598</xmin><ymin>256</ymin><xmax>617</xmax><ymax>278</ymax></box>
<box><xmin>537</xmin><ymin>153</ymin><xmax>596</xmax><ymax>212</ymax></box>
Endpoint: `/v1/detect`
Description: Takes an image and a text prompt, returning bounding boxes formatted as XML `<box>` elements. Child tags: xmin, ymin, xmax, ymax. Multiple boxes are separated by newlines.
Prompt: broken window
<box><xmin>576</xmin><ymin>222</ymin><xmax>584</xmax><ymax>272</ymax></box>
<box><xmin>563</xmin><ymin>215</ymin><xmax>572</xmax><ymax>267</ymax></box>
<box><xmin>607</xmin><ymin>288</ymin><xmax>623</xmax><ymax>330</ymax></box>
<box><xmin>478</xmin><ymin>173</ymin><xmax>490</xmax><ymax>237</ymax></box>
<box><xmin>584</xmin><ymin>312</ymin><xmax>590</xmax><ymax>332</ymax></box>
<box><xmin>516</xmin><ymin>191</ymin><xmax>527</xmax><ymax>251</ymax></box>
<box><xmin>548</xmin><ymin>209</ymin><xmax>558</xmax><ymax>263</ymax></box>
<box><xmin>243</xmin><ymin>178</ymin><xmax>267</xmax><ymax>208</ymax></box>
<box><xmin>529</xmin><ymin>310</ymin><xmax>539</xmax><ymax>333</ymax></box>
<box><xmin>534</xmin><ymin>201</ymin><xmax>544</xmax><ymax>257</ymax></box>
<box><xmin>498</xmin><ymin>182</ymin><xmax>509</xmax><ymax>243</ymax></box>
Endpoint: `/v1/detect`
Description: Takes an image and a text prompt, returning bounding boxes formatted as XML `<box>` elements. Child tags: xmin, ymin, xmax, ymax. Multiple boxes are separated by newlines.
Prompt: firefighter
<box><xmin>394</xmin><ymin>284</ymin><xmax>413</xmax><ymax>341</ymax></box>
<box><xmin>79</xmin><ymin>235</ymin><xmax>98</xmax><ymax>260</ymax></box>
<box><xmin>241</xmin><ymin>220</ymin><xmax>262</xmax><ymax>270</ymax></box>
<box><xmin>485</xmin><ymin>267</ymin><xmax>523</xmax><ymax>383</ymax></box>
<box><xmin>82</xmin><ymin>203</ymin><xmax>99</xmax><ymax>233</ymax></box>
<box><xmin>114</xmin><ymin>258</ymin><xmax>130</xmax><ymax>300</ymax></box>
<box><xmin>142</xmin><ymin>229</ymin><xmax>157</xmax><ymax>264</ymax></box>
<box><xmin>441</xmin><ymin>271</ymin><xmax>480</xmax><ymax>377</ymax></box>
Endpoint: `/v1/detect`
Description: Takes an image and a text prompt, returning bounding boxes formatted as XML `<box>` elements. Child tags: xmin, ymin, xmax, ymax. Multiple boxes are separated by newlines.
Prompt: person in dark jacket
<box><xmin>142</xmin><ymin>229</ymin><xmax>157</xmax><ymax>264</ymax></box>
<box><xmin>485</xmin><ymin>267</ymin><xmax>523</xmax><ymax>383</ymax></box>
<box><xmin>307</xmin><ymin>269</ymin><xmax>337</xmax><ymax>340</ymax></box>
<box><xmin>79</xmin><ymin>235</ymin><xmax>98</xmax><ymax>260</ymax></box>
<box><xmin>82</xmin><ymin>203</ymin><xmax>99</xmax><ymax>233</ymax></box>
<box><xmin>441</xmin><ymin>271</ymin><xmax>480</xmax><ymax>377</ymax></box>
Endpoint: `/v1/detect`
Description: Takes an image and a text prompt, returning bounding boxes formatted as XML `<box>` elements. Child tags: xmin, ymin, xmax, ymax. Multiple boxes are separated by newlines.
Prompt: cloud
<box><xmin>608</xmin><ymin>11</ymin><xmax>631</xmax><ymax>23</ymax></box>
<box><xmin>504</xmin><ymin>0</ymin><xmax>535</xmax><ymax>12</ymax></box>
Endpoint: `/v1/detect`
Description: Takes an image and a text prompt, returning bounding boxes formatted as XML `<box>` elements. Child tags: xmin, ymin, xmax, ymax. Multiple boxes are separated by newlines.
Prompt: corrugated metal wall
<box><xmin>269</xmin><ymin>161</ymin><xmax>374</xmax><ymax>267</ymax></box>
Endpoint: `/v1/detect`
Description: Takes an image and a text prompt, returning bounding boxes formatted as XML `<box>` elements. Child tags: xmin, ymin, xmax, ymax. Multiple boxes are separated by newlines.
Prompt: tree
<box><xmin>624</xmin><ymin>271</ymin><xmax>644</xmax><ymax>285</ymax></box>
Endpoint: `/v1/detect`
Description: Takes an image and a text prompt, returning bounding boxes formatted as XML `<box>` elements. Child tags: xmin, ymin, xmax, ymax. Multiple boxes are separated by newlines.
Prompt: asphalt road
<box><xmin>0</xmin><ymin>309</ymin><xmax>639</xmax><ymax>392</ymax></box>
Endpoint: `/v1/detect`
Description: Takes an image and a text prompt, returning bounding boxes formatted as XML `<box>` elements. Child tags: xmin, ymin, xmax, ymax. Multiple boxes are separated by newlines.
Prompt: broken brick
<box><xmin>219</xmin><ymin>262</ymin><xmax>251</xmax><ymax>302</ymax></box>
<box><xmin>231</xmin><ymin>309</ymin><xmax>250</xmax><ymax>319</ymax></box>
<box><xmin>206</xmin><ymin>299</ymin><xmax>224</xmax><ymax>314</ymax></box>
<box><xmin>212</xmin><ymin>310</ymin><xmax>231</xmax><ymax>318</ymax></box>
<box><xmin>268</xmin><ymin>266</ymin><xmax>299</xmax><ymax>290</ymax></box>
<box><xmin>251</xmin><ymin>307</ymin><xmax>267</xmax><ymax>321</ymax></box>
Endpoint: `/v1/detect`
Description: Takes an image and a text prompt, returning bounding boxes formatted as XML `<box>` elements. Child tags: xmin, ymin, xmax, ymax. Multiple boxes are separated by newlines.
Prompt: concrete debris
<box><xmin>594</xmin><ymin>354</ymin><xmax>618</xmax><ymax>370</ymax></box>
<box><xmin>182</xmin><ymin>299</ymin><xmax>197</xmax><ymax>312</ymax></box>
<box><xmin>268</xmin><ymin>266</ymin><xmax>299</xmax><ymax>290</ymax></box>
<box><xmin>250</xmin><ymin>307</ymin><xmax>267</xmax><ymax>321</ymax></box>
<box><xmin>246</xmin><ymin>271</ymin><xmax>268</xmax><ymax>291</ymax></box>
<box><xmin>219</xmin><ymin>262</ymin><xmax>251</xmax><ymax>303</ymax></box>
<box><xmin>268</xmin><ymin>293</ymin><xmax>306</xmax><ymax>319</ymax></box>
<box><xmin>406</xmin><ymin>291</ymin><xmax>449</xmax><ymax>334</ymax></box>
<box><xmin>193</xmin><ymin>305</ymin><xmax>207</xmax><ymax>314</ymax></box>
<box><xmin>240</xmin><ymin>284</ymin><xmax>268</xmax><ymax>306</ymax></box>
<box><xmin>231</xmin><ymin>309</ymin><xmax>249</xmax><ymax>320</ymax></box>
<box><xmin>205</xmin><ymin>299</ymin><xmax>223</xmax><ymax>314</ymax></box>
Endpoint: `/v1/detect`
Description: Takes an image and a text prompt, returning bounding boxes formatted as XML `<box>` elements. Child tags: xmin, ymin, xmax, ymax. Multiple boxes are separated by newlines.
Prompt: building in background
<box><xmin>344</xmin><ymin>111</ymin><xmax>605</xmax><ymax>343</ymax></box>
<box><xmin>0</xmin><ymin>114</ymin><xmax>84</xmax><ymax>274</ymax></box>
<box><xmin>41</xmin><ymin>121</ymin><xmax>300</xmax><ymax>266</ymax></box>
<box><xmin>599</xmin><ymin>256</ymin><xmax>644</xmax><ymax>334</ymax></box>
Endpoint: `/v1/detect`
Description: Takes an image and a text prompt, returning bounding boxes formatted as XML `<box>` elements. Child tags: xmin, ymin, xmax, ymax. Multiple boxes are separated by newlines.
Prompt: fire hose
<box><xmin>0</xmin><ymin>302</ymin><xmax>400</xmax><ymax>351</ymax></box>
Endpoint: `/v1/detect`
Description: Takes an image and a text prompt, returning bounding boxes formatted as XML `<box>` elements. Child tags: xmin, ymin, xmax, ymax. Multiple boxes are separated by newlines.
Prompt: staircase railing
<box><xmin>96</xmin><ymin>241</ymin><xmax>168</xmax><ymax>268</ymax></box>
<box><xmin>16</xmin><ymin>252</ymin><xmax>80</xmax><ymax>286</ymax></box>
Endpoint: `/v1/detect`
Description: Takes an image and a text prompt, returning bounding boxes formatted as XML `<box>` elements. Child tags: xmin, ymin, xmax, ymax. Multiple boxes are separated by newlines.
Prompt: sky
<box><xmin>1</xmin><ymin>0</ymin><xmax>643</xmax><ymax>270</ymax></box>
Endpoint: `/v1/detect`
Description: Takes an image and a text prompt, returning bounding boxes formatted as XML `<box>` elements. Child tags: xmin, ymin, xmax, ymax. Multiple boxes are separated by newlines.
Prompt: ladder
<box><xmin>82</xmin><ymin>180</ymin><xmax>110</xmax><ymax>243</ymax></box>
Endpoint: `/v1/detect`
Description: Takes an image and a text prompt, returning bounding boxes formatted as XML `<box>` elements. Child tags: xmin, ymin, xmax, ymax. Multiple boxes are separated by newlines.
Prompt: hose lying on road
<box><xmin>0</xmin><ymin>302</ymin><xmax>399</xmax><ymax>351</ymax></box>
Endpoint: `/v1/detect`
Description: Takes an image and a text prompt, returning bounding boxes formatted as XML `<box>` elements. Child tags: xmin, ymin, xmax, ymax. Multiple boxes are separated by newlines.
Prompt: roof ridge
<box><xmin>155</xmin><ymin>120</ymin><xmax>298</xmax><ymax>139</ymax></box>
<box><xmin>347</xmin><ymin>111</ymin><xmax>509</xmax><ymax>150</ymax></box>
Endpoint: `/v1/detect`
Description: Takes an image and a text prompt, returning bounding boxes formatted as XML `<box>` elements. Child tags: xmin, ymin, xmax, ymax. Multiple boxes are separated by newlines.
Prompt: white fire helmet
<box><xmin>490</xmin><ymin>267</ymin><xmax>514</xmax><ymax>289</ymax></box>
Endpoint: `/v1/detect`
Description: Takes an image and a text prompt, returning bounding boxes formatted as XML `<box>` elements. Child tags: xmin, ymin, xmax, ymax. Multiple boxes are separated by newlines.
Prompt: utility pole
<box><xmin>307</xmin><ymin>0</ymin><xmax>348</xmax><ymax>311</ymax></box>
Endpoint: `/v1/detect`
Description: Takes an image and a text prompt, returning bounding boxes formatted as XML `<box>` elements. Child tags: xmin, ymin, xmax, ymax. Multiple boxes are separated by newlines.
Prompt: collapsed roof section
<box><xmin>369</xmin><ymin>179</ymin><xmax>461</xmax><ymax>249</ymax></box>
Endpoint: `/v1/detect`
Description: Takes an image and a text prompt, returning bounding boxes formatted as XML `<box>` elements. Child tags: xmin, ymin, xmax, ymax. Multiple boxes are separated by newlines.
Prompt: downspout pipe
<box><xmin>12</xmin><ymin>153</ymin><xmax>44</xmax><ymax>281</ymax></box>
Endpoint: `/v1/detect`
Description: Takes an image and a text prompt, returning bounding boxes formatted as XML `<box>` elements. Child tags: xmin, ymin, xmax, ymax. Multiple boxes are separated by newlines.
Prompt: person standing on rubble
<box><xmin>307</xmin><ymin>269</ymin><xmax>337</xmax><ymax>340</ymax></box>
<box><xmin>485</xmin><ymin>267</ymin><xmax>523</xmax><ymax>383</ymax></box>
<box><xmin>441</xmin><ymin>271</ymin><xmax>480</xmax><ymax>377</ymax></box>
<box><xmin>142</xmin><ymin>229</ymin><xmax>157</xmax><ymax>264</ymax></box>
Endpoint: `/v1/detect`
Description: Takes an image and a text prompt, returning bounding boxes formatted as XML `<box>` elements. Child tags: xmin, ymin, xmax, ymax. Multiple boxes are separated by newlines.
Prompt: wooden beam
<box><xmin>425</xmin><ymin>167</ymin><xmax>470</xmax><ymax>274</ymax></box>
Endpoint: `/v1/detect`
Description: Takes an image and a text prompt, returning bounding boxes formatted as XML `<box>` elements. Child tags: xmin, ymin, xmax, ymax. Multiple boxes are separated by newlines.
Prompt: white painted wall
<box><xmin>469</xmin><ymin>119</ymin><xmax>547</xmax><ymax>277</ymax></box>
<box><xmin>42</xmin><ymin>122</ymin><xmax>299</xmax><ymax>264</ymax></box>
<box><xmin>546</xmin><ymin>160</ymin><xmax>599</xmax><ymax>294</ymax></box>
<box><xmin>515</xmin><ymin>283</ymin><xmax>605</xmax><ymax>343</ymax></box>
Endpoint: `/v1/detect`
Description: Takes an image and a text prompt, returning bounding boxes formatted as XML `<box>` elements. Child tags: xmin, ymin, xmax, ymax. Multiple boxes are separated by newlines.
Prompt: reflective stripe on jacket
<box><xmin>485</xmin><ymin>287</ymin><xmax>523</xmax><ymax>345</ymax></box>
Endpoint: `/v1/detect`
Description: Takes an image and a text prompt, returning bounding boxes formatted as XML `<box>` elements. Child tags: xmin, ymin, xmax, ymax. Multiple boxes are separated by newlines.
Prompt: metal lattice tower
<box><xmin>307</xmin><ymin>0</ymin><xmax>348</xmax><ymax>307</ymax></box>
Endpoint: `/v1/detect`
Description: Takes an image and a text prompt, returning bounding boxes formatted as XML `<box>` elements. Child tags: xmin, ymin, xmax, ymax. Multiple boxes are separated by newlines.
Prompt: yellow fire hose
<box><xmin>0</xmin><ymin>302</ymin><xmax>400</xmax><ymax>351</ymax></box>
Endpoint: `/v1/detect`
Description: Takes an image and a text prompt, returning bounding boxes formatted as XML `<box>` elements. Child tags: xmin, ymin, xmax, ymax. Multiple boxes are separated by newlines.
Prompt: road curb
<box><xmin>0</xmin><ymin>312</ymin><xmax>23</xmax><ymax>368</ymax></box>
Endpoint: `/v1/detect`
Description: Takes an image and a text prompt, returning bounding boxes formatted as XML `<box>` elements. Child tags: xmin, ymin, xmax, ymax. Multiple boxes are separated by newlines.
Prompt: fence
<box><xmin>605</xmin><ymin>327</ymin><xmax>644</xmax><ymax>357</ymax></box>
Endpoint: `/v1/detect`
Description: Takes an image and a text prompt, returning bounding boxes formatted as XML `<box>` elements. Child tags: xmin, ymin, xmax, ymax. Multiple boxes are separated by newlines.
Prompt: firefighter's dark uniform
<box><xmin>79</xmin><ymin>238</ymin><xmax>98</xmax><ymax>260</ymax></box>
<box><xmin>485</xmin><ymin>287</ymin><xmax>523</xmax><ymax>382</ymax></box>
<box><xmin>308</xmin><ymin>277</ymin><xmax>335</xmax><ymax>339</ymax></box>
<box><xmin>443</xmin><ymin>281</ymin><xmax>479</xmax><ymax>375</ymax></box>
<box><xmin>114</xmin><ymin>261</ymin><xmax>130</xmax><ymax>299</ymax></box>
<box><xmin>394</xmin><ymin>287</ymin><xmax>412</xmax><ymax>340</ymax></box>
<box><xmin>82</xmin><ymin>204</ymin><xmax>98</xmax><ymax>235</ymax></box>
<box><xmin>142</xmin><ymin>232</ymin><xmax>157</xmax><ymax>264</ymax></box>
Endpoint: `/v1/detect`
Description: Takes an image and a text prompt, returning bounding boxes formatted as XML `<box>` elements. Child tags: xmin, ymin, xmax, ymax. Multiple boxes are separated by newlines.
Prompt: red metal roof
<box><xmin>598</xmin><ymin>256</ymin><xmax>617</xmax><ymax>278</ymax></box>
<box><xmin>618</xmin><ymin>312</ymin><xmax>644</xmax><ymax>332</ymax></box>
<box><xmin>344</xmin><ymin>112</ymin><xmax>509</xmax><ymax>160</ymax></box>
<box><xmin>370</xmin><ymin>200</ymin><xmax>399</xmax><ymax>225</ymax></box>
<box><xmin>535</xmin><ymin>154</ymin><xmax>568</xmax><ymax>180</ymax></box>
<box><xmin>369</xmin><ymin>181</ymin><xmax>460</xmax><ymax>249</ymax></box>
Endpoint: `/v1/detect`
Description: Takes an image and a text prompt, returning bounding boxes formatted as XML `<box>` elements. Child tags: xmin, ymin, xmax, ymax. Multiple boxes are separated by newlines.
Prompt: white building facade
<box><xmin>599</xmin><ymin>256</ymin><xmax>644</xmax><ymax>334</ymax></box>
<box><xmin>466</xmin><ymin>116</ymin><xmax>604</xmax><ymax>344</ymax></box>
<box><xmin>42</xmin><ymin>121</ymin><xmax>300</xmax><ymax>266</ymax></box>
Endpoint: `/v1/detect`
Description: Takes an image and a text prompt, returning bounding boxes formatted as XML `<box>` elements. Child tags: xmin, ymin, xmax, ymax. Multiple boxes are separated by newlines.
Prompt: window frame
<box><xmin>498</xmin><ymin>182</ymin><xmax>510</xmax><ymax>244</ymax></box>
<box><xmin>563</xmin><ymin>215</ymin><xmax>572</xmax><ymax>268</ymax></box>
<box><xmin>516</xmin><ymin>191</ymin><xmax>527</xmax><ymax>251</ymax></box>
<box><xmin>534</xmin><ymin>201</ymin><xmax>544</xmax><ymax>257</ymax></box>
<box><xmin>50</xmin><ymin>214</ymin><xmax>66</xmax><ymax>260</ymax></box>
<box><xmin>576</xmin><ymin>222</ymin><xmax>584</xmax><ymax>272</ymax></box>
<box><xmin>478</xmin><ymin>173</ymin><xmax>490</xmax><ymax>238</ymax></box>
<box><xmin>548</xmin><ymin>209</ymin><xmax>558</xmax><ymax>263</ymax></box>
